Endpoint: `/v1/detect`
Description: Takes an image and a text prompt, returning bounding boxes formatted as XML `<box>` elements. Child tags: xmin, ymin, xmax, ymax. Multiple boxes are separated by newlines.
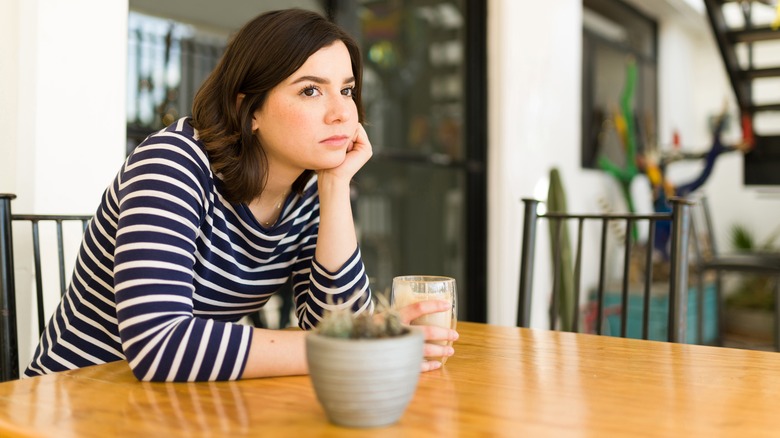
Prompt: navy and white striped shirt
<box><xmin>24</xmin><ymin>117</ymin><xmax>372</xmax><ymax>382</ymax></box>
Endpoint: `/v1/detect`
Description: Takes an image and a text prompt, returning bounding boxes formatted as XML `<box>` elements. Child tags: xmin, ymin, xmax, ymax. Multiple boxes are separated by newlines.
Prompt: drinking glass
<box><xmin>391</xmin><ymin>275</ymin><xmax>457</xmax><ymax>364</ymax></box>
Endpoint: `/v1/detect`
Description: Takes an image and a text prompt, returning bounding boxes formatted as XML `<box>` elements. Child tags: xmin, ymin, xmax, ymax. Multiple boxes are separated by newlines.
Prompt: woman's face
<box><xmin>252</xmin><ymin>41</ymin><xmax>359</xmax><ymax>177</ymax></box>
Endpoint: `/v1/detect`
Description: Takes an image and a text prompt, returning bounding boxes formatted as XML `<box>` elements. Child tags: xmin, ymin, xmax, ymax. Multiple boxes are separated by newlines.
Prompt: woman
<box><xmin>25</xmin><ymin>9</ymin><xmax>457</xmax><ymax>382</ymax></box>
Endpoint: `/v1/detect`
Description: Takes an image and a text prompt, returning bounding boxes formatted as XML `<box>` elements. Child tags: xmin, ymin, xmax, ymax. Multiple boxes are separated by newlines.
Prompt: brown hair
<box><xmin>191</xmin><ymin>9</ymin><xmax>364</xmax><ymax>204</ymax></box>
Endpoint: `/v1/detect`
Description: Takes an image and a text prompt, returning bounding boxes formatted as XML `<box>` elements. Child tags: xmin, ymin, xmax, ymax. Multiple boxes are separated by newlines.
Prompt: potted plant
<box><xmin>306</xmin><ymin>298</ymin><xmax>424</xmax><ymax>428</ymax></box>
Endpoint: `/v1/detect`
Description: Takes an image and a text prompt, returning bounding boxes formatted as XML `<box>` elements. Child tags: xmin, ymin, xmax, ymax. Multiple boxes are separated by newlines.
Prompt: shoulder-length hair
<box><xmin>191</xmin><ymin>8</ymin><xmax>364</xmax><ymax>204</ymax></box>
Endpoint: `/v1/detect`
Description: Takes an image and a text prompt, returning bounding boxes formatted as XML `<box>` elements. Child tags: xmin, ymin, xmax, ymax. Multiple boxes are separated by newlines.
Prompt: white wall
<box><xmin>0</xmin><ymin>0</ymin><xmax>20</xmax><ymax>192</ymax></box>
<box><xmin>488</xmin><ymin>0</ymin><xmax>617</xmax><ymax>326</ymax></box>
<box><xmin>1</xmin><ymin>0</ymin><xmax>128</xmax><ymax>371</ymax></box>
<box><xmin>2</xmin><ymin>0</ymin><xmax>127</xmax><ymax>213</ymax></box>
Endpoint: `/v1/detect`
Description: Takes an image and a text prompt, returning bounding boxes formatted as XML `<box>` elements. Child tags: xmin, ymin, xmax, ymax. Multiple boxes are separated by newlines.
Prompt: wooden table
<box><xmin>2</xmin><ymin>322</ymin><xmax>780</xmax><ymax>437</ymax></box>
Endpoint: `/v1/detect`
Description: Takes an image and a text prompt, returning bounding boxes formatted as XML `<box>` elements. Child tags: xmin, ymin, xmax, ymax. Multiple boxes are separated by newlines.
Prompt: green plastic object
<box><xmin>598</xmin><ymin>59</ymin><xmax>639</xmax><ymax>240</ymax></box>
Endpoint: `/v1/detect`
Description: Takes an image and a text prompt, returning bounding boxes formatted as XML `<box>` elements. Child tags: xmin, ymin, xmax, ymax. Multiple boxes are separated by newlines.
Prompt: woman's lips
<box><xmin>320</xmin><ymin>135</ymin><xmax>350</xmax><ymax>147</ymax></box>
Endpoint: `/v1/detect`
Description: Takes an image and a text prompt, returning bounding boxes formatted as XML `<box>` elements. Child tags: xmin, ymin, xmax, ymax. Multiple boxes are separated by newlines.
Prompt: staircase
<box><xmin>703</xmin><ymin>0</ymin><xmax>780</xmax><ymax>185</ymax></box>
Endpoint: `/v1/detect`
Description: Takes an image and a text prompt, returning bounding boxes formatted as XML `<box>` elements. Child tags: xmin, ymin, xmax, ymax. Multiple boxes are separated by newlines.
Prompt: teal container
<box><xmin>593</xmin><ymin>283</ymin><xmax>718</xmax><ymax>344</ymax></box>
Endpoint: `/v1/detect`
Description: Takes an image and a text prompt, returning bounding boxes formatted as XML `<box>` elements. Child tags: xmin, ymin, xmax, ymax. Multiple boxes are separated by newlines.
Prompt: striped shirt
<box><xmin>24</xmin><ymin>117</ymin><xmax>372</xmax><ymax>382</ymax></box>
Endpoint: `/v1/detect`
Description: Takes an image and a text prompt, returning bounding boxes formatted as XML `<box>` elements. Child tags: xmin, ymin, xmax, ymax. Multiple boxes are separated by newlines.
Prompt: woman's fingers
<box><xmin>398</xmin><ymin>299</ymin><xmax>452</xmax><ymax>324</ymax></box>
<box><xmin>399</xmin><ymin>300</ymin><xmax>458</xmax><ymax>343</ymax></box>
<box><xmin>423</xmin><ymin>341</ymin><xmax>455</xmax><ymax>360</ymax></box>
<box><xmin>347</xmin><ymin>124</ymin><xmax>371</xmax><ymax>157</ymax></box>
<box><xmin>323</xmin><ymin>123</ymin><xmax>372</xmax><ymax>180</ymax></box>
<box><xmin>418</xmin><ymin>328</ymin><xmax>456</xmax><ymax>373</ymax></box>
<box><xmin>419</xmin><ymin>344</ymin><xmax>453</xmax><ymax>372</ymax></box>
<box><xmin>413</xmin><ymin>323</ymin><xmax>459</xmax><ymax>343</ymax></box>
<box><xmin>421</xmin><ymin>360</ymin><xmax>442</xmax><ymax>372</ymax></box>
<box><xmin>419</xmin><ymin>341</ymin><xmax>455</xmax><ymax>372</ymax></box>
<box><xmin>397</xmin><ymin>299</ymin><xmax>458</xmax><ymax>371</ymax></box>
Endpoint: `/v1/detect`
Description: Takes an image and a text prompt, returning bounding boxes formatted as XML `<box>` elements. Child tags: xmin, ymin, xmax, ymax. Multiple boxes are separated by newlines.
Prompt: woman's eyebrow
<box><xmin>290</xmin><ymin>75</ymin><xmax>356</xmax><ymax>85</ymax></box>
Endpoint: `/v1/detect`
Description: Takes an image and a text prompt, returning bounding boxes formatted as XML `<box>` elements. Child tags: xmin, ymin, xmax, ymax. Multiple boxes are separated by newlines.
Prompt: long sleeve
<box><xmin>293</xmin><ymin>243</ymin><xmax>373</xmax><ymax>330</ymax></box>
<box><xmin>113</xmin><ymin>124</ymin><xmax>253</xmax><ymax>382</ymax></box>
<box><xmin>269</xmin><ymin>176</ymin><xmax>373</xmax><ymax>330</ymax></box>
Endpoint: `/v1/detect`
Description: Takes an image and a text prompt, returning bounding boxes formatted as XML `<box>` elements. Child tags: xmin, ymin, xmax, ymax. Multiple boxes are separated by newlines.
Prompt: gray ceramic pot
<box><xmin>306</xmin><ymin>328</ymin><xmax>424</xmax><ymax>428</ymax></box>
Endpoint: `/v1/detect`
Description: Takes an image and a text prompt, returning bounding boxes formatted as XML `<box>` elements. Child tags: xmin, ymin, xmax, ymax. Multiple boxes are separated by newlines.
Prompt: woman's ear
<box><xmin>236</xmin><ymin>93</ymin><xmax>245</xmax><ymax>112</ymax></box>
<box><xmin>250</xmin><ymin>112</ymin><xmax>258</xmax><ymax>132</ymax></box>
<box><xmin>237</xmin><ymin>93</ymin><xmax>259</xmax><ymax>132</ymax></box>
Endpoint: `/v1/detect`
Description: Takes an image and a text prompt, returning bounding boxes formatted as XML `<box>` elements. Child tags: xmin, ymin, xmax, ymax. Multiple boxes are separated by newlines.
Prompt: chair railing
<box><xmin>0</xmin><ymin>193</ymin><xmax>91</xmax><ymax>381</ymax></box>
<box><xmin>518</xmin><ymin>197</ymin><xmax>694</xmax><ymax>343</ymax></box>
<box><xmin>689</xmin><ymin>192</ymin><xmax>780</xmax><ymax>351</ymax></box>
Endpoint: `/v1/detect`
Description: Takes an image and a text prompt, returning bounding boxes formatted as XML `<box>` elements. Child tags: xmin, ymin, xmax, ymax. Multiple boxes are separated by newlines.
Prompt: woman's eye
<box><xmin>301</xmin><ymin>86</ymin><xmax>321</xmax><ymax>97</ymax></box>
<box><xmin>341</xmin><ymin>87</ymin><xmax>355</xmax><ymax>97</ymax></box>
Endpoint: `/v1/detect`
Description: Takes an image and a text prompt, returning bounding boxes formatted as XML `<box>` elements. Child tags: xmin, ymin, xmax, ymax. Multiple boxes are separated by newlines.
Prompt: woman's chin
<box><xmin>314</xmin><ymin>154</ymin><xmax>348</xmax><ymax>171</ymax></box>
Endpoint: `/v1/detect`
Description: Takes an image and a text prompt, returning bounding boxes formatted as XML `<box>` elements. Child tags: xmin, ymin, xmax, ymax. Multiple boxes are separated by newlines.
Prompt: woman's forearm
<box><xmin>241</xmin><ymin>328</ymin><xmax>308</xmax><ymax>378</ymax></box>
<box><xmin>314</xmin><ymin>174</ymin><xmax>358</xmax><ymax>272</ymax></box>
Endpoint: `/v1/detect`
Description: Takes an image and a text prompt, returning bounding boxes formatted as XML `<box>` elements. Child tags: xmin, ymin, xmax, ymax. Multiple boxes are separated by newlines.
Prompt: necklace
<box><xmin>261</xmin><ymin>190</ymin><xmax>289</xmax><ymax>226</ymax></box>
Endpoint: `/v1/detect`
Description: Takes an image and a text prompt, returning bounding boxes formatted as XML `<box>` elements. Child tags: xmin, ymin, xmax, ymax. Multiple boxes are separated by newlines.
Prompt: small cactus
<box><xmin>315</xmin><ymin>291</ymin><xmax>409</xmax><ymax>339</ymax></box>
<box><xmin>383</xmin><ymin>311</ymin><xmax>405</xmax><ymax>337</ymax></box>
<box><xmin>316</xmin><ymin>307</ymin><xmax>354</xmax><ymax>338</ymax></box>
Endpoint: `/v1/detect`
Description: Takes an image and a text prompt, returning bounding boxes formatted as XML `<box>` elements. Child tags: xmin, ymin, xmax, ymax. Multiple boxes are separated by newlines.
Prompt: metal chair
<box><xmin>689</xmin><ymin>193</ymin><xmax>780</xmax><ymax>351</ymax></box>
<box><xmin>517</xmin><ymin>197</ymin><xmax>695</xmax><ymax>343</ymax></box>
<box><xmin>0</xmin><ymin>193</ymin><xmax>91</xmax><ymax>381</ymax></box>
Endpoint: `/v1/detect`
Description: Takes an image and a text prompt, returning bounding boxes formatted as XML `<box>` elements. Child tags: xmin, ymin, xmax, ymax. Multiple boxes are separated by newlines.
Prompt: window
<box><xmin>582</xmin><ymin>0</ymin><xmax>658</xmax><ymax>171</ymax></box>
<box><xmin>126</xmin><ymin>12</ymin><xmax>226</xmax><ymax>155</ymax></box>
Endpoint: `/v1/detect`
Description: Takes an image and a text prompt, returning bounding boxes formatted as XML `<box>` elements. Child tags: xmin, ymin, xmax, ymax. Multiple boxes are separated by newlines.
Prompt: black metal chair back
<box><xmin>0</xmin><ymin>193</ymin><xmax>91</xmax><ymax>381</ymax></box>
<box><xmin>688</xmin><ymin>192</ymin><xmax>780</xmax><ymax>351</ymax></box>
<box><xmin>517</xmin><ymin>197</ymin><xmax>694</xmax><ymax>343</ymax></box>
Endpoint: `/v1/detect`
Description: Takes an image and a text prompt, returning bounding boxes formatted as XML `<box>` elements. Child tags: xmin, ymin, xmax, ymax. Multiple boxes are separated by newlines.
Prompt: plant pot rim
<box><xmin>307</xmin><ymin>327</ymin><xmax>423</xmax><ymax>343</ymax></box>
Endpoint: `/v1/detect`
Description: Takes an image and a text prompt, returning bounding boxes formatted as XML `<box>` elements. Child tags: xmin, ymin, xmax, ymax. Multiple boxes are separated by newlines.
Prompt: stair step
<box><xmin>728</xmin><ymin>27</ymin><xmax>780</xmax><ymax>44</ymax></box>
<box><xmin>750</xmin><ymin>103</ymin><xmax>780</xmax><ymax>112</ymax></box>
<box><xmin>742</xmin><ymin>67</ymin><xmax>780</xmax><ymax>79</ymax></box>
<box><xmin>716</xmin><ymin>0</ymin><xmax>774</xmax><ymax>3</ymax></box>
<box><xmin>706</xmin><ymin>0</ymin><xmax>780</xmax><ymax>185</ymax></box>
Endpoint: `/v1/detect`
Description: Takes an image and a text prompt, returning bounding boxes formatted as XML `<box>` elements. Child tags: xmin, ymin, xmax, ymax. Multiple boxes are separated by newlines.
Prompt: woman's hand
<box><xmin>313</xmin><ymin>123</ymin><xmax>372</xmax><ymax>272</ymax></box>
<box><xmin>318</xmin><ymin>123</ymin><xmax>373</xmax><ymax>183</ymax></box>
<box><xmin>397</xmin><ymin>299</ymin><xmax>459</xmax><ymax>372</ymax></box>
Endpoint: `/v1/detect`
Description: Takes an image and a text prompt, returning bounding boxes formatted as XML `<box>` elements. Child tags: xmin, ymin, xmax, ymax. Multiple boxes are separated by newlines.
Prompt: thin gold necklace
<box><xmin>262</xmin><ymin>190</ymin><xmax>289</xmax><ymax>226</ymax></box>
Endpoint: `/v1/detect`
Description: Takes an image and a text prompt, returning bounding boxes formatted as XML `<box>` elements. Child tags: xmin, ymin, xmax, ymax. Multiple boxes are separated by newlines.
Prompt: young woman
<box><xmin>24</xmin><ymin>8</ymin><xmax>457</xmax><ymax>382</ymax></box>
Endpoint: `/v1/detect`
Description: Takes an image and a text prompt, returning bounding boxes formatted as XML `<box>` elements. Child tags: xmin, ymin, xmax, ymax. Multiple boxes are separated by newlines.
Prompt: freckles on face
<box><xmin>272</xmin><ymin>98</ymin><xmax>308</xmax><ymax>132</ymax></box>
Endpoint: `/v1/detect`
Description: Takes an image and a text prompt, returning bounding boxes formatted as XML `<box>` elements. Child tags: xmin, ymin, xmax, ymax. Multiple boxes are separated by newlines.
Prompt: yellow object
<box><xmin>773</xmin><ymin>2</ymin><xmax>780</xmax><ymax>30</ymax></box>
<box><xmin>646</xmin><ymin>161</ymin><xmax>663</xmax><ymax>186</ymax></box>
<box><xmin>645</xmin><ymin>160</ymin><xmax>675</xmax><ymax>198</ymax></box>
<box><xmin>614</xmin><ymin>112</ymin><xmax>628</xmax><ymax>147</ymax></box>
<box><xmin>663</xmin><ymin>180</ymin><xmax>675</xmax><ymax>199</ymax></box>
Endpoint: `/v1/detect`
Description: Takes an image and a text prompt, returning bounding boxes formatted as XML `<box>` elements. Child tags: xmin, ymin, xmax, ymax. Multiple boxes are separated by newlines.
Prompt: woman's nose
<box><xmin>325</xmin><ymin>95</ymin><xmax>353</xmax><ymax>124</ymax></box>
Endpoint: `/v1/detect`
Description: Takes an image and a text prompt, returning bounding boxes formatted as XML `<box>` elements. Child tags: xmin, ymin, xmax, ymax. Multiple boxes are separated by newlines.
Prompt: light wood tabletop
<box><xmin>2</xmin><ymin>321</ymin><xmax>780</xmax><ymax>437</ymax></box>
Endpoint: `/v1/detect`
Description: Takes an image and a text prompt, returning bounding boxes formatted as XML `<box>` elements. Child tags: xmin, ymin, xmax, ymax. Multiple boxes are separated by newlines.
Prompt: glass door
<box><xmin>329</xmin><ymin>0</ymin><xmax>487</xmax><ymax>321</ymax></box>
